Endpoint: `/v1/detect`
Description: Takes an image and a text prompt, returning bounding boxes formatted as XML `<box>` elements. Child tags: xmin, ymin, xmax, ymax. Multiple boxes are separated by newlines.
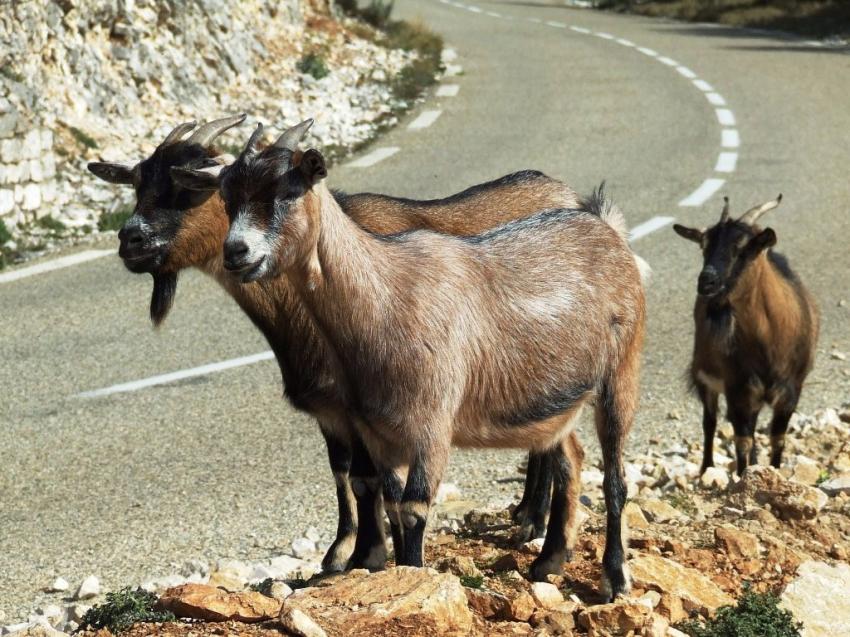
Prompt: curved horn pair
<box><xmin>238</xmin><ymin>118</ymin><xmax>315</xmax><ymax>159</ymax></box>
<box><xmin>738</xmin><ymin>194</ymin><xmax>783</xmax><ymax>225</ymax></box>
<box><xmin>160</xmin><ymin>113</ymin><xmax>248</xmax><ymax>148</ymax></box>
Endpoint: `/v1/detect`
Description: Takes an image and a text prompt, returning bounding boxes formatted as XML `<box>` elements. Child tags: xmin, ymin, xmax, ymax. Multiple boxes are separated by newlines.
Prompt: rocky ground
<box><xmin>3</xmin><ymin>403</ymin><xmax>848</xmax><ymax>636</ymax></box>
<box><xmin>0</xmin><ymin>0</ymin><xmax>431</xmax><ymax>266</ymax></box>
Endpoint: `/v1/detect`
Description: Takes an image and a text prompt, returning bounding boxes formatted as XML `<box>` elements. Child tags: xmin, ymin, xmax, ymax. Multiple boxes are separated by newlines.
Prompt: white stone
<box><xmin>41</xmin><ymin>154</ymin><xmax>55</xmax><ymax>179</ymax></box>
<box><xmin>530</xmin><ymin>582</ymin><xmax>564</xmax><ymax>610</ymax></box>
<box><xmin>435</xmin><ymin>482</ymin><xmax>462</xmax><ymax>503</ymax></box>
<box><xmin>68</xmin><ymin>604</ymin><xmax>91</xmax><ymax>623</ymax></box>
<box><xmin>581</xmin><ymin>469</ymin><xmax>604</xmax><ymax>488</ymax></box>
<box><xmin>268</xmin><ymin>555</ymin><xmax>306</xmax><ymax>579</ymax></box>
<box><xmin>21</xmin><ymin>183</ymin><xmax>41</xmax><ymax>211</ymax></box>
<box><xmin>74</xmin><ymin>575</ymin><xmax>100</xmax><ymax>600</ymax></box>
<box><xmin>291</xmin><ymin>537</ymin><xmax>317</xmax><ymax>559</ymax></box>
<box><xmin>700</xmin><ymin>467</ymin><xmax>729</xmax><ymax>490</ymax></box>
<box><xmin>37</xmin><ymin>605</ymin><xmax>63</xmax><ymax>623</ymax></box>
<box><xmin>820</xmin><ymin>473</ymin><xmax>850</xmax><ymax>496</ymax></box>
<box><xmin>249</xmin><ymin>563</ymin><xmax>277</xmax><ymax>582</ymax></box>
<box><xmin>1</xmin><ymin>138</ymin><xmax>22</xmax><ymax>163</ymax></box>
<box><xmin>47</xmin><ymin>577</ymin><xmax>70</xmax><ymax>593</ymax></box>
<box><xmin>41</xmin><ymin>129</ymin><xmax>54</xmax><ymax>150</ymax></box>
<box><xmin>0</xmin><ymin>188</ymin><xmax>13</xmax><ymax>215</ymax></box>
<box><xmin>29</xmin><ymin>159</ymin><xmax>43</xmax><ymax>182</ymax></box>
<box><xmin>304</xmin><ymin>526</ymin><xmax>321</xmax><ymax>543</ymax></box>
<box><xmin>280</xmin><ymin>607</ymin><xmax>327</xmax><ymax>637</ymax></box>
<box><xmin>781</xmin><ymin>561</ymin><xmax>850</xmax><ymax>637</ymax></box>
<box><xmin>22</xmin><ymin>129</ymin><xmax>42</xmax><ymax>159</ymax></box>
<box><xmin>215</xmin><ymin>559</ymin><xmax>252</xmax><ymax>580</ymax></box>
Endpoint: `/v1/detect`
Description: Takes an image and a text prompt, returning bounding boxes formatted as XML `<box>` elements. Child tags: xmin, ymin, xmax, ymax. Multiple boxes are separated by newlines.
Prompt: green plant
<box><xmin>68</xmin><ymin>125</ymin><xmax>98</xmax><ymax>150</ymax></box>
<box><xmin>816</xmin><ymin>469</ymin><xmax>831</xmax><ymax>486</ymax></box>
<box><xmin>664</xmin><ymin>491</ymin><xmax>699</xmax><ymax>517</ymax></box>
<box><xmin>0</xmin><ymin>66</ymin><xmax>25</xmax><ymax>84</ymax></box>
<box><xmin>98</xmin><ymin>206</ymin><xmax>133</xmax><ymax>232</ymax></box>
<box><xmin>37</xmin><ymin>215</ymin><xmax>66</xmax><ymax>233</ymax></box>
<box><xmin>297</xmin><ymin>52</ymin><xmax>330</xmax><ymax>80</ymax></box>
<box><xmin>249</xmin><ymin>578</ymin><xmax>274</xmax><ymax>597</ymax></box>
<box><xmin>459</xmin><ymin>574</ymin><xmax>484</xmax><ymax>589</ymax></box>
<box><xmin>0</xmin><ymin>219</ymin><xmax>11</xmax><ymax>246</ymax></box>
<box><xmin>360</xmin><ymin>0</ymin><xmax>395</xmax><ymax>28</ymax></box>
<box><xmin>287</xmin><ymin>577</ymin><xmax>310</xmax><ymax>590</ymax></box>
<box><xmin>677</xmin><ymin>587</ymin><xmax>802</xmax><ymax>637</ymax></box>
<box><xmin>77</xmin><ymin>587</ymin><xmax>175</xmax><ymax>634</ymax></box>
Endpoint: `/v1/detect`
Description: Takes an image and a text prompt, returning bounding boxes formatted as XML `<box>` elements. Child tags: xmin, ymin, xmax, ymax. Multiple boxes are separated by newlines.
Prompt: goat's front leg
<box><xmin>319</xmin><ymin>429</ymin><xmax>357</xmax><ymax>573</ymax></box>
<box><xmin>347</xmin><ymin>436</ymin><xmax>388</xmax><ymax>571</ymax></box>
<box><xmin>695</xmin><ymin>381</ymin><xmax>719</xmax><ymax>474</ymax></box>
<box><xmin>768</xmin><ymin>384</ymin><xmax>800</xmax><ymax>469</ymax></box>
<box><xmin>398</xmin><ymin>438</ymin><xmax>451</xmax><ymax>567</ymax></box>
<box><xmin>529</xmin><ymin>432</ymin><xmax>582</xmax><ymax>581</ymax></box>
<box><xmin>728</xmin><ymin>394</ymin><xmax>760</xmax><ymax>476</ymax></box>
<box><xmin>382</xmin><ymin>469</ymin><xmax>406</xmax><ymax>565</ymax></box>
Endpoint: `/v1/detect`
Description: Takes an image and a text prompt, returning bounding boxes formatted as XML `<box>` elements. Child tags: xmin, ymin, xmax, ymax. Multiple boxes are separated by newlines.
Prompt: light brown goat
<box><xmin>674</xmin><ymin>196</ymin><xmax>819</xmax><ymax>475</ymax></box>
<box><xmin>202</xmin><ymin>128</ymin><xmax>646</xmax><ymax>600</ymax></box>
<box><xmin>89</xmin><ymin>116</ymin><xmax>579</xmax><ymax>574</ymax></box>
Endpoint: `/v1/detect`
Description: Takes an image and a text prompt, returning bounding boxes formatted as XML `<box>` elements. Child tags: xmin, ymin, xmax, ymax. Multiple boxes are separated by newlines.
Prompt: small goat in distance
<box><xmin>198</xmin><ymin>125</ymin><xmax>647</xmax><ymax>600</ymax></box>
<box><xmin>674</xmin><ymin>196</ymin><xmax>819</xmax><ymax>475</ymax></box>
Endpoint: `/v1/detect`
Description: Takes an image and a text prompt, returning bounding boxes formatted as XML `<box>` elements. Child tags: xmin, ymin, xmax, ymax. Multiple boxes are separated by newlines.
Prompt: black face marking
<box><xmin>504</xmin><ymin>381</ymin><xmax>594</xmax><ymax>426</ymax></box>
<box><xmin>697</xmin><ymin>220</ymin><xmax>757</xmax><ymax>298</ymax></box>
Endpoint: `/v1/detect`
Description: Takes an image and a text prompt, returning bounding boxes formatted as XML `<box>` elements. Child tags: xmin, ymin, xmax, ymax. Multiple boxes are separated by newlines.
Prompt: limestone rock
<box><xmin>730</xmin><ymin>465</ymin><xmax>827</xmax><ymax>520</ymax></box>
<box><xmin>714</xmin><ymin>525</ymin><xmax>761</xmax><ymax>559</ymax></box>
<box><xmin>781</xmin><ymin>561</ymin><xmax>850</xmax><ymax>637</ymax></box>
<box><xmin>434</xmin><ymin>554</ymin><xmax>482</xmax><ymax>579</ymax></box>
<box><xmin>530</xmin><ymin>582</ymin><xmax>564</xmax><ymax>610</ymax></box>
<box><xmin>508</xmin><ymin>591</ymin><xmax>536</xmax><ymax>622</ymax></box>
<box><xmin>284</xmin><ymin>567</ymin><xmax>473</xmax><ymax>635</ymax></box>
<box><xmin>638</xmin><ymin>498</ymin><xmax>686</xmax><ymax>523</ymax></box>
<box><xmin>700</xmin><ymin>466</ymin><xmax>730</xmax><ymax>490</ymax></box>
<box><xmin>45</xmin><ymin>578</ymin><xmax>69</xmax><ymax>593</ymax></box>
<box><xmin>207</xmin><ymin>570</ymin><xmax>246</xmax><ymax>592</ymax></box>
<box><xmin>819</xmin><ymin>472</ymin><xmax>850</xmax><ymax>496</ymax></box>
<box><xmin>529</xmin><ymin>608</ymin><xmax>575</xmax><ymax>635</ymax></box>
<box><xmin>157</xmin><ymin>583</ymin><xmax>281</xmax><ymax>622</ymax></box>
<box><xmin>464</xmin><ymin>588</ymin><xmax>512</xmax><ymax>620</ymax></box>
<box><xmin>279</xmin><ymin>607</ymin><xmax>327</xmax><ymax>637</ymax></box>
<box><xmin>629</xmin><ymin>554</ymin><xmax>734</xmax><ymax>617</ymax></box>
<box><xmin>578</xmin><ymin>600</ymin><xmax>652</xmax><ymax>635</ymax></box>
<box><xmin>74</xmin><ymin>575</ymin><xmax>100</xmax><ymax>600</ymax></box>
<box><xmin>788</xmin><ymin>455</ymin><xmax>822</xmax><ymax>486</ymax></box>
<box><xmin>624</xmin><ymin>501</ymin><xmax>649</xmax><ymax>530</ymax></box>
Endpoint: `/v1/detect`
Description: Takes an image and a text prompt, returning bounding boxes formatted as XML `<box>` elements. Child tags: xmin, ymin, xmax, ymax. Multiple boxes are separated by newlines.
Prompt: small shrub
<box><xmin>287</xmin><ymin>577</ymin><xmax>310</xmax><ymax>590</ymax></box>
<box><xmin>0</xmin><ymin>219</ymin><xmax>11</xmax><ymax>245</ymax></box>
<box><xmin>459</xmin><ymin>574</ymin><xmax>484</xmax><ymax>589</ymax></box>
<box><xmin>677</xmin><ymin>587</ymin><xmax>802</xmax><ymax>637</ymax></box>
<box><xmin>249</xmin><ymin>578</ymin><xmax>274</xmax><ymax>597</ymax></box>
<box><xmin>360</xmin><ymin>0</ymin><xmax>395</xmax><ymax>28</ymax></box>
<box><xmin>37</xmin><ymin>215</ymin><xmax>66</xmax><ymax>233</ymax></box>
<box><xmin>816</xmin><ymin>469</ymin><xmax>830</xmax><ymax>486</ymax></box>
<box><xmin>69</xmin><ymin>125</ymin><xmax>98</xmax><ymax>150</ymax></box>
<box><xmin>77</xmin><ymin>587</ymin><xmax>175</xmax><ymax>634</ymax></box>
<box><xmin>98</xmin><ymin>206</ymin><xmax>133</xmax><ymax>232</ymax></box>
<box><xmin>297</xmin><ymin>52</ymin><xmax>330</xmax><ymax>80</ymax></box>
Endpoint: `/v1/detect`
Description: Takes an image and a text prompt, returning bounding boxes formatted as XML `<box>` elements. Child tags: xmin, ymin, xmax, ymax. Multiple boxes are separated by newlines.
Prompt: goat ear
<box><xmin>299</xmin><ymin>149</ymin><xmax>327</xmax><ymax>185</ymax></box>
<box><xmin>744</xmin><ymin>227</ymin><xmax>777</xmax><ymax>256</ymax></box>
<box><xmin>88</xmin><ymin>162</ymin><xmax>136</xmax><ymax>185</ymax></box>
<box><xmin>170</xmin><ymin>165</ymin><xmax>223</xmax><ymax>192</ymax></box>
<box><xmin>672</xmin><ymin>224</ymin><xmax>703</xmax><ymax>244</ymax></box>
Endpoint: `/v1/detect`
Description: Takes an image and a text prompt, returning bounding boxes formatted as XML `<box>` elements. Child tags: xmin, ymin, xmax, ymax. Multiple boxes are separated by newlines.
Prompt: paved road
<box><xmin>2</xmin><ymin>0</ymin><xmax>849</xmax><ymax>620</ymax></box>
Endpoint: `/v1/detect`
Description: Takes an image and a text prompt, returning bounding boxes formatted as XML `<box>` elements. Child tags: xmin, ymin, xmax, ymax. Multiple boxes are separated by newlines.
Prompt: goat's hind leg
<box><xmin>319</xmin><ymin>429</ymin><xmax>357</xmax><ymax>573</ymax></box>
<box><xmin>768</xmin><ymin>385</ymin><xmax>800</xmax><ymax>469</ymax></box>
<box><xmin>696</xmin><ymin>381</ymin><xmax>719</xmax><ymax>474</ymax></box>
<box><xmin>347</xmin><ymin>436</ymin><xmax>389</xmax><ymax>571</ymax></box>
<box><xmin>513</xmin><ymin>452</ymin><xmax>541</xmax><ymax>524</ymax></box>
<box><xmin>515</xmin><ymin>452</ymin><xmax>553</xmax><ymax>544</ymax></box>
<box><xmin>529</xmin><ymin>431</ymin><xmax>583</xmax><ymax>581</ymax></box>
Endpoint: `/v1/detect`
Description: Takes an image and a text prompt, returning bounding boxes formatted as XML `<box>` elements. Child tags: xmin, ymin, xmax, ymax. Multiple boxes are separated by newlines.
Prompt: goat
<box><xmin>673</xmin><ymin>196</ymin><xmax>818</xmax><ymax>475</ymax></box>
<box><xmin>201</xmin><ymin>127</ymin><xmax>646</xmax><ymax>600</ymax></box>
<box><xmin>87</xmin><ymin>116</ymin><xmax>578</xmax><ymax>572</ymax></box>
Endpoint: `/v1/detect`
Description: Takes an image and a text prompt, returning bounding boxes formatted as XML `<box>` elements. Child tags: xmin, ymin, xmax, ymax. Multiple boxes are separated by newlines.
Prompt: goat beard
<box><xmin>150</xmin><ymin>271</ymin><xmax>178</xmax><ymax>327</ymax></box>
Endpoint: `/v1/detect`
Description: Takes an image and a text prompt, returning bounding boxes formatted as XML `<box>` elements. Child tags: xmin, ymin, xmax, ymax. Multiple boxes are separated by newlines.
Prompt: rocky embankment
<box><xmin>4</xmin><ymin>404</ymin><xmax>849</xmax><ymax>636</ymax></box>
<box><xmin>0</xmin><ymin>0</ymin><xmax>417</xmax><ymax>259</ymax></box>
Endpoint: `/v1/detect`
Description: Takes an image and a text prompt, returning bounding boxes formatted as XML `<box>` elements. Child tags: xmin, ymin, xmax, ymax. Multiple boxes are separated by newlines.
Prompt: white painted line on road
<box><xmin>657</xmin><ymin>56</ymin><xmax>678</xmax><ymax>66</ymax></box>
<box><xmin>347</xmin><ymin>146</ymin><xmax>400</xmax><ymax>168</ymax></box>
<box><xmin>547</xmin><ymin>20</ymin><xmax>566</xmax><ymax>28</ymax></box>
<box><xmin>679</xmin><ymin>178</ymin><xmax>725</xmax><ymax>207</ymax></box>
<box><xmin>629</xmin><ymin>216</ymin><xmax>675</xmax><ymax>242</ymax></box>
<box><xmin>693</xmin><ymin>79</ymin><xmax>714</xmax><ymax>92</ymax></box>
<box><xmin>444</xmin><ymin>64</ymin><xmax>464</xmax><ymax>76</ymax></box>
<box><xmin>442</xmin><ymin>47</ymin><xmax>458</xmax><ymax>62</ymax></box>
<box><xmin>486</xmin><ymin>11</ymin><xmax>502</xmax><ymax>18</ymax></box>
<box><xmin>705</xmin><ymin>92</ymin><xmax>726</xmax><ymax>106</ymax></box>
<box><xmin>595</xmin><ymin>32</ymin><xmax>615</xmax><ymax>40</ymax></box>
<box><xmin>637</xmin><ymin>47</ymin><xmax>658</xmax><ymax>56</ymax></box>
<box><xmin>676</xmin><ymin>66</ymin><xmax>697</xmax><ymax>79</ymax></box>
<box><xmin>616</xmin><ymin>38</ymin><xmax>635</xmax><ymax>47</ymax></box>
<box><xmin>467</xmin><ymin>5</ymin><xmax>482</xmax><ymax>13</ymax></box>
<box><xmin>570</xmin><ymin>26</ymin><xmax>591</xmax><ymax>34</ymax></box>
<box><xmin>715</xmin><ymin>108</ymin><xmax>736</xmax><ymax>126</ymax></box>
<box><xmin>408</xmin><ymin>110</ymin><xmax>443</xmax><ymax>130</ymax></box>
<box><xmin>722</xmin><ymin>129</ymin><xmax>740</xmax><ymax>148</ymax></box>
<box><xmin>436</xmin><ymin>84</ymin><xmax>460</xmax><ymax>97</ymax></box>
<box><xmin>76</xmin><ymin>351</ymin><xmax>276</xmax><ymax>399</ymax></box>
<box><xmin>714</xmin><ymin>151</ymin><xmax>738</xmax><ymax>173</ymax></box>
<box><xmin>0</xmin><ymin>249</ymin><xmax>117</xmax><ymax>284</ymax></box>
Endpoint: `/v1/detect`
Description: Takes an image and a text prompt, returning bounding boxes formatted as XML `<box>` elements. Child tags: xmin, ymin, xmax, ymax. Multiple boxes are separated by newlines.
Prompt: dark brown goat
<box><xmin>674</xmin><ymin>196</ymin><xmax>819</xmax><ymax>475</ymax></box>
<box><xmin>197</xmin><ymin>129</ymin><xmax>646</xmax><ymax>600</ymax></box>
<box><xmin>88</xmin><ymin>116</ymin><xmax>578</xmax><ymax>572</ymax></box>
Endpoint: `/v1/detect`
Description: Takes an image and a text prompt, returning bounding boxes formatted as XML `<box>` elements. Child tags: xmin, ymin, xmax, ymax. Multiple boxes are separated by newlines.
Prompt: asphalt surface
<box><xmin>2</xmin><ymin>0</ymin><xmax>849</xmax><ymax>621</ymax></box>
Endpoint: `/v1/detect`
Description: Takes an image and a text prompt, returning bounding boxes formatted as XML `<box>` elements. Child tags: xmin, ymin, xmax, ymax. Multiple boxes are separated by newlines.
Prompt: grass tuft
<box><xmin>664</xmin><ymin>491</ymin><xmax>699</xmax><ymax>517</ymax></box>
<box><xmin>68</xmin><ymin>125</ymin><xmax>98</xmax><ymax>150</ymax></box>
<box><xmin>248</xmin><ymin>578</ymin><xmax>274</xmax><ymax>597</ymax></box>
<box><xmin>297</xmin><ymin>52</ymin><xmax>330</xmax><ymax>80</ymax></box>
<box><xmin>459</xmin><ymin>574</ymin><xmax>485</xmax><ymax>588</ymax></box>
<box><xmin>37</xmin><ymin>215</ymin><xmax>66</xmax><ymax>233</ymax></box>
<box><xmin>677</xmin><ymin>586</ymin><xmax>802</xmax><ymax>637</ymax></box>
<box><xmin>98</xmin><ymin>206</ymin><xmax>133</xmax><ymax>232</ymax></box>
<box><xmin>77</xmin><ymin>587</ymin><xmax>175</xmax><ymax>634</ymax></box>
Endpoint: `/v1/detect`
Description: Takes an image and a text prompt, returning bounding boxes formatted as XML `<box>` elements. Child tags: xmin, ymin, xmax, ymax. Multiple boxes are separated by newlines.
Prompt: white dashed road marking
<box><xmin>437</xmin><ymin>84</ymin><xmax>460</xmax><ymax>97</ymax></box>
<box><xmin>0</xmin><ymin>249</ymin><xmax>117</xmax><ymax>284</ymax></box>
<box><xmin>408</xmin><ymin>110</ymin><xmax>443</xmax><ymax>130</ymax></box>
<box><xmin>676</xmin><ymin>66</ymin><xmax>697</xmax><ymax>79</ymax></box>
<box><xmin>76</xmin><ymin>351</ymin><xmax>276</xmax><ymax>399</ymax></box>
<box><xmin>693</xmin><ymin>79</ymin><xmax>714</xmax><ymax>92</ymax></box>
<box><xmin>715</xmin><ymin>108</ymin><xmax>736</xmax><ymax>126</ymax></box>
<box><xmin>679</xmin><ymin>178</ymin><xmax>726</xmax><ymax>207</ymax></box>
<box><xmin>715</xmin><ymin>152</ymin><xmax>739</xmax><ymax>173</ymax></box>
<box><xmin>722</xmin><ymin>129</ymin><xmax>741</xmax><ymax>148</ymax></box>
<box><xmin>347</xmin><ymin>146</ymin><xmax>400</xmax><ymax>168</ymax></box>
<box><xmin>705</xmin><ymin>92</ymin><xmax>726</xmax><ymax>106</ymax></box>
<box><xmin>629</xmin><ymin>216</ymin><xmax>676</xmax><ymax>242</ymax></box>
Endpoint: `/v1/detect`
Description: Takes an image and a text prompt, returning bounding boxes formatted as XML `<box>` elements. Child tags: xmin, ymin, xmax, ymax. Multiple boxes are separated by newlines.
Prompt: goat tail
<box><xmin>583</xmin><ymin>182</ymin><xmax>652</xmax><ymax>286</ymax></box>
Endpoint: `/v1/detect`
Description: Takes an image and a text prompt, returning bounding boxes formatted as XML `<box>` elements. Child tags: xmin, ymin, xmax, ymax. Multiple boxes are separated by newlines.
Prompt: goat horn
<box><xmin>240</xmin><ymin>123</ymin><xmax>266</xmax><ymax>160</ymax></box>
<box><xmin>162</xmin><ymin>120</ymin><xmax>198</xmax><ymax>145</ymax></box>
<box><xmin>738</xmin><ymin>194</ymin><xmax>783</xmax><ymax>225</ymax></box>
<box><xmin>186</xmin><ymin>113</ymin><xmax>248</xmax><ymax>148</ymax></box>
<box><xmin>273</xmin><ymin>118</ymin><xmax>314</xmax><ymax>151</ymax></box>
<box><xmin>719</xmin><ymin>196</ymin><xmax>730</xmax><ymax>222</ymax></box>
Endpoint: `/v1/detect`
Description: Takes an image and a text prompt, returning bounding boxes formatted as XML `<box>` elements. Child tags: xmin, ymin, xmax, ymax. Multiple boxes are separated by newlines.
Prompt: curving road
<box><xmin>1</xmin><ymin>0</ymin><xmax>849</xmax><ymax>621</ymax></box>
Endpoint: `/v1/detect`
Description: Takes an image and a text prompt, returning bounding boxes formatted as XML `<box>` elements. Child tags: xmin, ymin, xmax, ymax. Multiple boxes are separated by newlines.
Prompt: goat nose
<box><xmin>119</xmin><ymin>225</ymin><xmax>145</xmax><ymax>249</ymax></box>
<box><xmin>224</xmin><ymin>240</ymin><xmax>249</xmax><ymax>263</ymax></box>
<box><xmin>698</xmin><ymin>269</ymin><xmax>720</xmax><ymax>294</ymax></box>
